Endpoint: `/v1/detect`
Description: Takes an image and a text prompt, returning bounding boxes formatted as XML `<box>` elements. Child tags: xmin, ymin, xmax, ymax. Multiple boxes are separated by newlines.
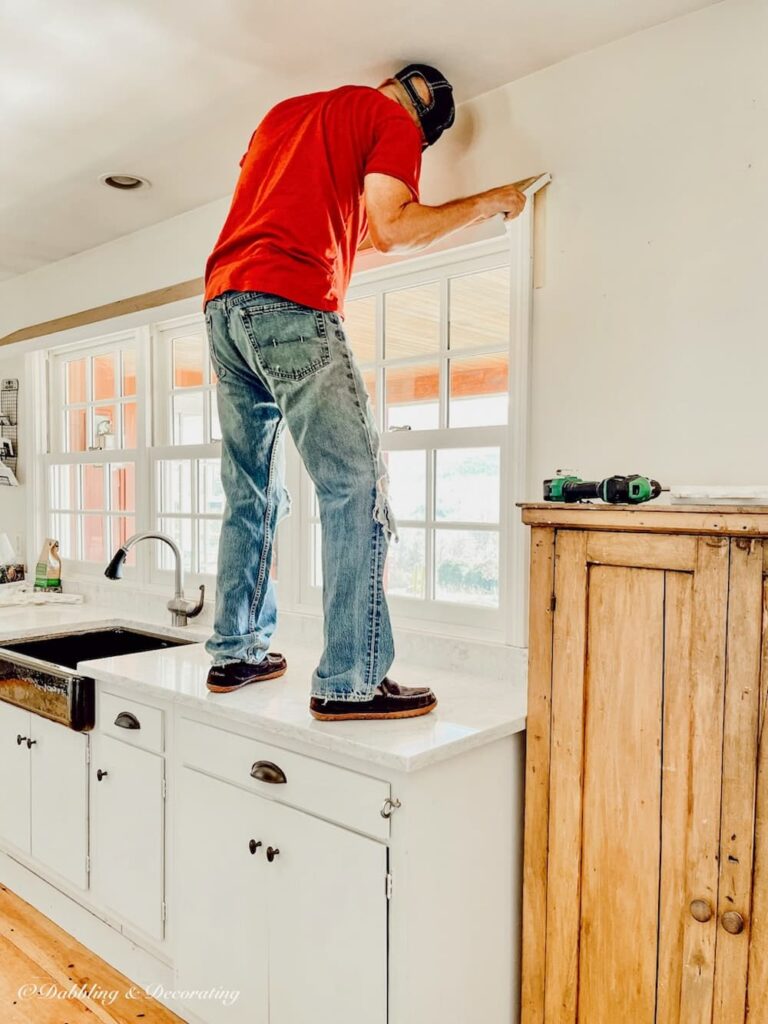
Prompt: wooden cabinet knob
<box><xmin>721</xmin><ymin>911</ymin><xmax>745</xmax><ymax>935</ymax></box>
<box><xmin>690</xmin><ymin>899</ymin><xmax>713</xmax><ymax>923</ymax></box>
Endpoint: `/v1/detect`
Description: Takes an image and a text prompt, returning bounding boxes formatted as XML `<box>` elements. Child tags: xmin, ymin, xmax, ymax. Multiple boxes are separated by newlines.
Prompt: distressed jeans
<box><xmin>203</xmin><ymin>290</ymin><xmax>398</xmax><ymax>701</ymax></box>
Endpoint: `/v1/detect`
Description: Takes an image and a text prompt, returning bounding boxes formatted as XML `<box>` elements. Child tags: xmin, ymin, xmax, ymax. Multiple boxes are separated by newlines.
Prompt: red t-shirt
<box><xmin>204</xmin><ymin>85</ymin><xmax>422</xmax><ymax>315</ymax></box>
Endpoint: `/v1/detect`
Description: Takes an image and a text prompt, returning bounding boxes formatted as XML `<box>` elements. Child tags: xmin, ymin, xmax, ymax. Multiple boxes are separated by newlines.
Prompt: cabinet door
<box><xmin>29</xmin><ymin>715</ymin><xmax>88</xmax><ymax>888</ymax></box>
<box><xmin>0</xmin><ymin>703</ymin><xmax>31</xmax><ymax>852</ymax></box>
<box><xmin>91</xmin><ymin>733</ymin><xmax>165</xmax><ymax>940</ymax></box>
<box><xmin>265</xmin><ymin>799</ymin><xmax>388</xmax><ymax>1024</ymax></box>
<box><xmin>744</xmin><ymin>542</ymin><xmax>768</xmax><ymax>1023</ymax></box>
<box><xmin>532</xmin><ymin>530</ymin><xmax>729</xmax><ymax>1024</ymax></box>
<box><xmin>176</xmin><ymin>768</ymin><xmax>269</xmax><ymax>1024</ymax></box>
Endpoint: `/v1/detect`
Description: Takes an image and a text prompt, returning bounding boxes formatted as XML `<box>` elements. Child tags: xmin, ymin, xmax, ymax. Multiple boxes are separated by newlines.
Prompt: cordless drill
<box><xmin>543</xmin><ymin>473</ymin><xmax>663</xmax><ymax>505</ymax></box>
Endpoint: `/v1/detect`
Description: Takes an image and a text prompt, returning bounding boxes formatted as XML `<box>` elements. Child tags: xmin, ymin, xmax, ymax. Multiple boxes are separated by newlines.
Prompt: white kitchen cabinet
<box><xmin>265</xmin><ymin>798</ymin><xmax>387</xmax><ymax>1024</ymax></box>
<box><xmin>0</xmin><ymin>702</ymin><xmax>31</xmax><ymax>853</ymax></box>
<box><xmin>177</xmin><ymin>768</ymin><xmax>270</xmax><ymax>1024</ymax></box>
<box><xmin>90</xmin><ymin>733</ymin><xmax>165</xmax><ymax>940</ymax></box>
<box><xmin>177</xmin><ymin>763</ymin><xmax>386</xmax><ymax>1024</ymax></box>
<box><xmin>0</xmin><ymin>628</ymin><xmax>524</xmax><ymax>1024</ymax></box>
<box><xmin>0</xmin><ymin>702</ymin><xmax>87</xmax><ymax>886</ymax></box>
<box><xmin>173</xmin><ymin>710</ymin><xmax>518</xmax><ymax>1024</ymax></box>
<box><xmin>29</xmin><ymin>715</ymin><xmax>89</xmax><ymax>889</ymax></box>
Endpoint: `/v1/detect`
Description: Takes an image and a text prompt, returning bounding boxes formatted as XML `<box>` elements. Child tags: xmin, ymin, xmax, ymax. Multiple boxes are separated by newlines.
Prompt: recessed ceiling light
<box><xmin>100</xmin><ymin>174</ymin><xmax>150</xmax><ymax>191</ymax></box>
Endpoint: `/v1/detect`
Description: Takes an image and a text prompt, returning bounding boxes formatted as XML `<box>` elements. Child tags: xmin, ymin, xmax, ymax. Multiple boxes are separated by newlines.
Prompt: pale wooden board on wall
<box><xmin>0</xmin><ymin>278</ymin><xmax>205</xmax><ymax>349</ymax></box>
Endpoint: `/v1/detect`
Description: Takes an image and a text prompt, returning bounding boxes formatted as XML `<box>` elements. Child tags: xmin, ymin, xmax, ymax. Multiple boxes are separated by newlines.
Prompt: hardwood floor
<box><xmin>0</xmin><ymin>883</ymin><xmax>186</xmax><ymax>1024</ymax></box>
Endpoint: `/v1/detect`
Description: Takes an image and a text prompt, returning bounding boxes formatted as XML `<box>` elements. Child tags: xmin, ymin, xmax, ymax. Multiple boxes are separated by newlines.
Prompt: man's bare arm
<box><xmin>364</xmin><ymin>174</ymin><xmax>527</xmax><ymax>254</ymax></box>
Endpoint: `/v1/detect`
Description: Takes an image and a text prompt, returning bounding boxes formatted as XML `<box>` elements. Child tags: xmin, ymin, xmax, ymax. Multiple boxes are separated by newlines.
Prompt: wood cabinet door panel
<box><xmin>543</xmin><ymin>530</ymin><xmax>588</xmax><ymax>1020</ymax></box>
<box><xmin>578</xmin><ymin>564</ymin><xmax>664</xmax><ymax>1023</ymax></box>
<box><xmin>656</xmin><ymin>570</ymin><xmax>694</xmax><ymax>1021</ymax></box>
<box><xmin>539</xmin><ymin>532</ymin><xmax>729</xmax><ymax>1024</ymax></box>
<box><xmin>746</xmin><ymin>561</ymin><xmax>768</xmax><ymax>1023</ymax></box>
<box><xmin>712</xmin><ymin>540</ymin><xmax>763</xmax><ymax>1023</ymax></box>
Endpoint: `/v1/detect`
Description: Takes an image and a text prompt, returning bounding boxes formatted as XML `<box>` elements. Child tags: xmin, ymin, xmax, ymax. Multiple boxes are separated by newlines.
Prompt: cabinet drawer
<box><xmin>97</xmin><ymin>691</ymin><xmax>164</xmax><ymax>753</ymax></box>
<box><xmin>179</xmin><ymin>717</ymin><xmax>391</xmax><ymax>840</ymax></box>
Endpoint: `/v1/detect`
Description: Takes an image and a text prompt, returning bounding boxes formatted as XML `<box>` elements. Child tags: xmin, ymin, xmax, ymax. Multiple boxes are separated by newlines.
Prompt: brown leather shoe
<box><xmin>207</xmin><ymin>653</ymin><xmax>287</xmax><ymax>693</ymax></box>
<box><xmin>309</xmin><ymin>677</ymin><xmax>437</xmax><ymax>721</ymax></box>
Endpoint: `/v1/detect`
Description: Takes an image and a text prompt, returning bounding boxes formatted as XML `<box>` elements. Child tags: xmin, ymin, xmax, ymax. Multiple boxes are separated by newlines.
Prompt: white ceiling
<box><xmin>1</xmin><ymin>0</ymin><xmax>718</xmax><ymax>283</ymax></box>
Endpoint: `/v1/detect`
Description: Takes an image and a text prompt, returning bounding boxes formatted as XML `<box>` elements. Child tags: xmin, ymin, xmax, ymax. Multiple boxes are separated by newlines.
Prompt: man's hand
<box><xmin>364</xmin><ymin>174</ymin><xmax>528</xmax><ymax>255</ymax></box>
<box><xmin>482</xmin><ymin>184</ymin><xmax>527</xmax><ymax>222</ymax></box>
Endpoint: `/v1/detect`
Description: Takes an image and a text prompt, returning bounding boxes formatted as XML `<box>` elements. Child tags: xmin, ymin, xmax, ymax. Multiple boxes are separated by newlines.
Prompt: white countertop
<box><xmin>0</xmin><ymin>605</ymin><xmax>527</xmax><ymax>772</ymax></box>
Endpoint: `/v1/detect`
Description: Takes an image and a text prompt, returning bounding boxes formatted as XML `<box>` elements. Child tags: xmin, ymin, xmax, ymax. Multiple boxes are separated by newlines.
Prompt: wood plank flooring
<box><xmin>0</xmin><ymin>883</ymin><xmax>186</xmax><ymax>1024</ymax></box>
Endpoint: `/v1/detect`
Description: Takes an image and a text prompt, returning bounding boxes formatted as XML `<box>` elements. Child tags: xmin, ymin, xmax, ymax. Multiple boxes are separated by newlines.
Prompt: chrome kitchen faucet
<box><xmin>104</xmin><ymin>531</ymin><xmax>205</xmax><ymax>626</ymax></box>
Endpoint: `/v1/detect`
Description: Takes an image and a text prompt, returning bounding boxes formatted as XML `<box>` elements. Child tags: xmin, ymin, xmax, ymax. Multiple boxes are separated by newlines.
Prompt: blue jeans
<box><xmin>203</xmin><ymin>290</ymin><xmax>398</xmax><ymax>701</ymax></box>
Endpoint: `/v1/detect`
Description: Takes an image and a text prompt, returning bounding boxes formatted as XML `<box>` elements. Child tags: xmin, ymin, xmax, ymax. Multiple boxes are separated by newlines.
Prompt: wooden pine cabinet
<box><xmin>521</xmin><ymin>504</ymin><xmax>768</xmax><ymax>1024</ymax></box>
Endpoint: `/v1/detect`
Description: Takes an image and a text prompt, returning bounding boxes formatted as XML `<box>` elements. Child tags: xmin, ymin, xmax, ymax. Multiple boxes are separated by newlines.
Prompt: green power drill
<box><xmin>543</xmin><ymin>473</ymin><xmax>663</xmax><ymax>505</ymax></box>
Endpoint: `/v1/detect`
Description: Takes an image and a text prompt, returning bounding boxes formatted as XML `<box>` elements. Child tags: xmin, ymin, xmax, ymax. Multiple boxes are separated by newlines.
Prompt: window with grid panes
<box><xmin>42</xmin><ymin>234</ymin><xmax>528</xmax><ymax>635</ymax></box>
<box><xmin>48</xmin><ymin>337</ymin><xmax>139</xmax><ymax>567</ymax></box>
<box><xmin>307</xmin><ymin>248</ymin><xmax>513</xmax><ymax>628</ymax></box>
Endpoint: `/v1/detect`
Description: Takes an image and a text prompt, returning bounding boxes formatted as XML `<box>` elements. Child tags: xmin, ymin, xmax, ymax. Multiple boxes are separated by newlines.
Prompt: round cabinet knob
<box><xmin>721</xmin><ymin>911</ymin><xmax>745</xmax><ymax>935</ymax></box>
<box><xmin>26</xmin><ymin>738</ymin><xmax>37</xmax><ymax>749</ymax></box>
<box><xmin>266</xmin><ymin>846</ymin><xmax>280</xmax><ymax>863</ymax></box>
<box><xmin>248</xmin><ymin>839</ymin><xmax>262</xmax><ymax>855</ymax></box>
<box><xmin>16</xmin><ymin>734</ymin><xmax>27</xmax><ymax>746</ymax></box>
<box><xmin>690</xmin><ymin>899</ymin><xmax>713</xmax><ymax>923</ymax></box>
<box><xmin>96</xmin><ymin>769</ymin><xmax>109</xmax><ymax>782</ymax></box>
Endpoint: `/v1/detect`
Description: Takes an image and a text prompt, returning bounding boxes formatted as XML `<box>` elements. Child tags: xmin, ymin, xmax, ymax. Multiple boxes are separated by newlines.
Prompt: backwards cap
<box><xmin>394</xmin><ymin>63</ymin><xmax>455</xmax><ymax>147</ymax></box>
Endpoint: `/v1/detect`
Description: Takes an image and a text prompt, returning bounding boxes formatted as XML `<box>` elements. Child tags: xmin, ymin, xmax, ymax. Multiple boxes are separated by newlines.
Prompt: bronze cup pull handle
<box><xmin>114</xmin><ymin>711</ymin><xmax>141</xmax><ymax>730</ymax></box>
<box><xmin>250</xmin><ymin>760</ymin><xmax>287</xmax><ymax>784</ymax></box>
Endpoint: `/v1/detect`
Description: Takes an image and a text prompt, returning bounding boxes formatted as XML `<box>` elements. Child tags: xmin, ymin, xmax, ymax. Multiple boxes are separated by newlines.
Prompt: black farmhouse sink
<box><xmin>0</xmin><ymin>626</ymin><xmax>194</xmax><ymax>731</ymax></box>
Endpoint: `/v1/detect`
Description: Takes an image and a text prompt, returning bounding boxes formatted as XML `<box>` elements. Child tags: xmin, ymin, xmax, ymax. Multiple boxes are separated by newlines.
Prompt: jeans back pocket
<box><xmin>241</xmin><ymin>303</ymin><xmax>331</xmax><ymax>382</ymax></box>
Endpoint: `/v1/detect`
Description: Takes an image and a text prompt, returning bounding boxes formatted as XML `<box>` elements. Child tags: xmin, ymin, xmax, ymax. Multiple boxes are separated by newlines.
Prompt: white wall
<box><xmin>420</xmin><ymin>0</ymin><xmax>768</xmax><ymax>491</ymax></box>
<box><xmin>0</xmin><ymin>348</ymin><xmax>28</xmax><ymax>556</ymax></box>
<box><xmin>1</xmin><ymin>0</ymin><xmax>765</xmax><ymax>556</ymax></box>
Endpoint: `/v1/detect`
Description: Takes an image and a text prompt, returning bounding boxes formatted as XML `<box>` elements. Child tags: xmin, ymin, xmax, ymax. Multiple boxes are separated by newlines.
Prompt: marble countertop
<box><xmin>0</xmin><ymin>605</ymin><xmax>527</xmax><ymax>773</ymax></box>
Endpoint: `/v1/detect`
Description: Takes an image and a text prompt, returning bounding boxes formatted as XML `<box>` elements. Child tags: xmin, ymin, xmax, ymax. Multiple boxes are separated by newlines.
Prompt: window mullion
<box><xmin>439</xmin><ymin>276</ymin><xmax>449</xmax><ymax>430</ymax></box>
<box><xmin>425</xmin><ymin>448</ymin><xmax>435</xmax><ymax>601</ymax></box>
<box><xmin>376</xmin><ymin>290</ymin><xmax>385</xmax><ymax>432</ymax></box>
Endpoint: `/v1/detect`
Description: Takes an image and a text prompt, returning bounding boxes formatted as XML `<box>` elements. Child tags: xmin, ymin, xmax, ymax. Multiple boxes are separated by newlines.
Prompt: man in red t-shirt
<box><xmin>203</xmin><ymin>64</ymin><xmax>526</xmax><ymax>720</ymax></box>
